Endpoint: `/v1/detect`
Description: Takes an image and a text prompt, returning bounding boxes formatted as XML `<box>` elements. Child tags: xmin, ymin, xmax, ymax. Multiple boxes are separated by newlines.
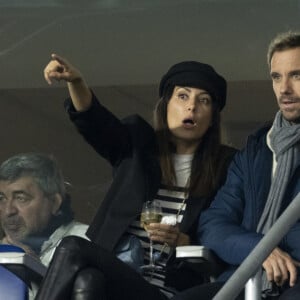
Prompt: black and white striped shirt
<box><xmin>127</xmin><ymin>153</ymin><xmax>193</xmax><ymax>297</ymax></box>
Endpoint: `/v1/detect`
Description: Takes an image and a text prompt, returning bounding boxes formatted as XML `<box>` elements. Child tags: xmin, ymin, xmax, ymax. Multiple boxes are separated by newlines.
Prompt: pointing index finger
<box><xmin>51</xmin><ymin>53</ymin><xmax>69</xmax><ymax>68</ymax></box>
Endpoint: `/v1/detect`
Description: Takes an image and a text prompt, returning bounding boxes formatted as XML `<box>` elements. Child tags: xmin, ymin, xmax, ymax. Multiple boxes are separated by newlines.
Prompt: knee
<box><xmin>279</xmin><ymin>283</ymin><xmax>300</xmax><ymax>300</ymax></box>
<box><xmin>72</xmin><ymin>267</ymin><xmax>106</xmax><ymax>300</ymax></box>
<box><xmin>74</xmin><ymin>267</ymin><xmax>105</xmax><ymax>289</ymax></box>
<box><xmin>59</xmin><ymin>236</ymin><xmax>90</xmax><ymax>251</ymax></box>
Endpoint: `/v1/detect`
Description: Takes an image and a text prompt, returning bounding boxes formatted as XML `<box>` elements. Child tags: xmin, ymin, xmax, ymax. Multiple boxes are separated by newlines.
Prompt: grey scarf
<box><xmin>257</xmin><ymin>111</ymin><xmax>300</xmax><ymax>297</ymax></box>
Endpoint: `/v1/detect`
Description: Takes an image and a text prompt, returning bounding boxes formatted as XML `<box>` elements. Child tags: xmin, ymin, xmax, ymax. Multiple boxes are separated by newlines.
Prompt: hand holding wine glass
<box><xmin>140</xmin><ymin>200</ymin><xmax>162</xmax><ymax>271</ymax></box>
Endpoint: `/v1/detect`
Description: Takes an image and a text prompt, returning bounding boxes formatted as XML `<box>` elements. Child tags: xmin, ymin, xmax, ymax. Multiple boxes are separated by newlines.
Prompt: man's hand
<box><xmin>44</xmin><ymin>54</ymin><xmax>83</xmax><ymax>85</ymax></box>
<box><xmin>263</xmin><ymin>247</ymin><xmax>300</xmax><ymax>287</ymax></box>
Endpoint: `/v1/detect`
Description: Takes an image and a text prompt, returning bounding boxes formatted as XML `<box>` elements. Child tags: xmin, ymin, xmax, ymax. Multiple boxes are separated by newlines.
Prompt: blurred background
<box><xmin>0</xmin><ymin>0</ymin><xmax>298</xmax><ymax>224</ymax></box>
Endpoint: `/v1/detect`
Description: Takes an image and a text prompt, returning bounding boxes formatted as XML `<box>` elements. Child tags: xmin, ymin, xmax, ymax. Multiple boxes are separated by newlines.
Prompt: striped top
<box><xmin>127</xmin><ymin>153</ymin><xmax>193</xmax><ymax>297</ymax></box>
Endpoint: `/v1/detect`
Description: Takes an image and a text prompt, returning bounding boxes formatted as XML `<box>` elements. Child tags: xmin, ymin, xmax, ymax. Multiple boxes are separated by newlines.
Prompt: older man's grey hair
<box><xmin>0</xmin><ymin>152</ymin><xmax>66</xmax><ymax>199</ymax></box>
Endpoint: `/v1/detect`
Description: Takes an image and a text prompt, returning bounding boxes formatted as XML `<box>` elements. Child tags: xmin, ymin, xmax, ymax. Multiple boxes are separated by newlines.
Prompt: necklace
<box><xmin>154</xmin><ymin>180</ymin><xmax>190</xmax><ymax>262</ymax></box>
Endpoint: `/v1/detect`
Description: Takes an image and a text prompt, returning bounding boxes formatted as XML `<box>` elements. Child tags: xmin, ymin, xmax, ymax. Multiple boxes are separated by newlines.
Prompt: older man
<box><xmin>0</xmin><ymin>153</ymin><xmax>89</xmax><ymax>298</ymax></box>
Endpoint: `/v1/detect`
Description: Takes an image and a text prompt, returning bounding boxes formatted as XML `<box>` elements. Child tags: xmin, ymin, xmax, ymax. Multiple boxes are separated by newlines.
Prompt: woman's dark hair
<box><xmin>153</xmin><ymin>85</ymin><xmax>222</xmax><ymax>199</ymax></box>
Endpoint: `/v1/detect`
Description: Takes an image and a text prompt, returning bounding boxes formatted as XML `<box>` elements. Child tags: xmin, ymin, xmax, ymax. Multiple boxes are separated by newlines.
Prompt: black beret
<box><xmin>159</xmin><ymin>61</ymin><xmax>227</xmax><ymax>111</ymax></box>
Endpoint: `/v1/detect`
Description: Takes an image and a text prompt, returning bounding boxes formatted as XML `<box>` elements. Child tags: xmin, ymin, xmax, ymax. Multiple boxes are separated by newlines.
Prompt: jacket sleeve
<box><xmin>198</xmin><ymin>149</ymin><xmax>264</xmax><ymax>265</ymax></box>
<box><xmin>64</xmin><ymin>92</ymin><xmax>132</xmax><ymax>166</ymax></box>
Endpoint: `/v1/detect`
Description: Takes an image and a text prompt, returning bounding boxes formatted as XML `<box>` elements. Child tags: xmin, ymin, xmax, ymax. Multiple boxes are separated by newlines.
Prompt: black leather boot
<box><xmin>35</xmin><ymin>236</ymin><xmax>93</xmax><ymax>300</ymax></box>
<box><xmin>71</xmin><ymin>267</ymin><xmax>107</xmax><ymax>300</ymax></box>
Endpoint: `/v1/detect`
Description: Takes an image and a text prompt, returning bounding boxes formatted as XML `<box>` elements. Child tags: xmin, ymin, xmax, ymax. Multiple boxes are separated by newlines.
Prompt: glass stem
<box><xmin>149</xmin><ymin>239</ymin><xmax>154</xmax><ymax>266</ymax></box>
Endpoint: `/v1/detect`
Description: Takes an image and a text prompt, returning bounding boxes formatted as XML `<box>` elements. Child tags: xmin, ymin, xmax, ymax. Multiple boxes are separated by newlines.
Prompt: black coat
<box><xmin>65</xmin><ymin>95</ymin><xmax>236</xmax><ymax>253</ymax></box>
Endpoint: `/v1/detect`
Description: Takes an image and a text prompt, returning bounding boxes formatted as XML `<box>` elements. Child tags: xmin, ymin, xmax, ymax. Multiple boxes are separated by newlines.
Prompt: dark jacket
<box><xmin>65</xmin><ymin>94</ymin><xmax>236</xmax><ymax>254</ymax></box>
<box><xmin>199</xmin><ymin>124</ymin><xmax>300</xmax><ymax>281</ymax></box>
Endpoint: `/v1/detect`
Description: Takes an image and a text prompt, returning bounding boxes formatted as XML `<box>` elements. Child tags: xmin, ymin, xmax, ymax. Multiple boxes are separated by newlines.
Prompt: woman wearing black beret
<box><xmin>38</xmin><ymin>54</ymin><xmax>237</xmax><ymax>300</ymax></box>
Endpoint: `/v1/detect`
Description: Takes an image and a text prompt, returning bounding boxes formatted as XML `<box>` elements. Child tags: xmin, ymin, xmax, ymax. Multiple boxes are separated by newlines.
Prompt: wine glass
<box><xmin>140</xmin><ymin>200</ymin><xmax>163</xmax><ymax>272</ymax></box>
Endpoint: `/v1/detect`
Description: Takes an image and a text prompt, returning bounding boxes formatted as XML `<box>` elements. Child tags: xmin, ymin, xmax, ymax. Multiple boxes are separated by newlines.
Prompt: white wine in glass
<box><xmin>140</xmin><ymin>200</ymin><xmax>162</xmax><ymax>273</ymax></box>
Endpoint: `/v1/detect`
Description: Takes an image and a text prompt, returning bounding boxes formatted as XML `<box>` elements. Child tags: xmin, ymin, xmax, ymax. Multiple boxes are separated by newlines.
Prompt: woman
<box><xmin>37</xmin><ymin>55</ymin><xmax>236</xmax><ymax>300</ymax></box>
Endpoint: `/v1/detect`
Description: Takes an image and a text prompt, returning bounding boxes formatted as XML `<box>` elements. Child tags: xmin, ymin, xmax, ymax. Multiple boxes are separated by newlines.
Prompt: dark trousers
<box><xmin>279</xmin><ymin>282</ymin><xmax>300</xmax><ymax>300</ymax></box>
<box><xmin>172</xmin><ymin>280</ymin><xmax>300</xmax><ymax>300</ymax></box>
<box><xmin>35</xmin><ymin>236</ymin><xmax>168</xmax><ymax>300</ymax></box>
<box><xmin>172</xmin><ymin>282</ymin><xmax>244</xmax><ymax>300</ymax></box>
